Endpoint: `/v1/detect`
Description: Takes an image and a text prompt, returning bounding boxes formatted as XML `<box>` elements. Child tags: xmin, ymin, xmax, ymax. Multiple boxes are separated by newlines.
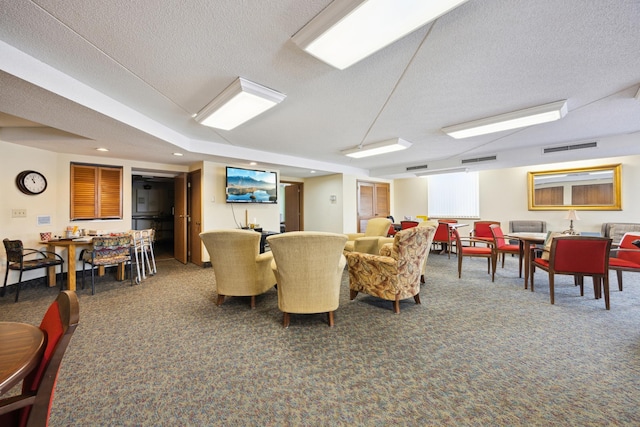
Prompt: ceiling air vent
<box><xmin>461</xmin><ymin>155</ymin><xmax>497</xmax><ymax>164</ymax></box>
<box><xmin>406</xmin><ymin>164</ymin><xmax>429</xmax><ymax>171</ymax></box>
<box><xmin>543</xmin><ymin>141</ymin><xmax>597</xmax><ymax>154</ymax></box>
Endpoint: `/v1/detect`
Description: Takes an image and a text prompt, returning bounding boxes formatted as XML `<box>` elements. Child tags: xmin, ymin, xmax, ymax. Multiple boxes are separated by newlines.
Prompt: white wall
<box><xmin>1</xmin><ymin>140</ymin><xmax>189</xmax><ymax>283</ymax></box>
<box><xmin>303</xmin><ymin>173</ymin><xmax>345</xmax><ymax>233</ymax></box>
<box><xmin>394</xmin><ymin>155</ymin><xmax>640</xmax><ymax>233</ymax></box>
<box><xmin>199</xmin><ymin>161</ymin><xmax>282</xmax><ymax>262</ymax></box>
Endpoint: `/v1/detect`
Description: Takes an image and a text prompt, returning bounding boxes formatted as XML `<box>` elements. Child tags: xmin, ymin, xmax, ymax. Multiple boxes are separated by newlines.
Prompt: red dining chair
<box><xmin>530</xmin><ymin>236</ymin><xmax>612</xmax><ymax>309</ymax></box>
<box><xmin>432</xmin><ymin>219</ymin><xmax>457</xmax><ymax>258</ymax></box>
<box><xmin>400</xmin><ymin>220</ymin><xmax>419</xmax><ymax>230</ymax></box>
<box><xmin>0</xmin><ymin>290</ymin><xmax>80</xmax><ymax>427</ymax></box>
<box><xmin>490</xmin><ymin>224</ymin><xmax>522</xmax><ymax>277</ymax></box>
<box><xmin>451</xmin><ymin>228</ymin><xmax>496</xmax><ymax>282</ymax></box>
<box><xmin>609</xmin><ymin>232</ymin><xmax>640</xmax><ymax>292</ymax></box>
<box><xmin>470</xmin><ymin>220</ymin><xmax>500</xmax><ymax>245</ymax></box>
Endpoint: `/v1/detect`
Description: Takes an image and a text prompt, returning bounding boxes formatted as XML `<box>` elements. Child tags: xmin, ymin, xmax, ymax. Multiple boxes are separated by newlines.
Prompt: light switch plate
<box><xmin>11</xmin><ymin>209</ymin><xmax>27</xmax><ymax>218</ymax></box>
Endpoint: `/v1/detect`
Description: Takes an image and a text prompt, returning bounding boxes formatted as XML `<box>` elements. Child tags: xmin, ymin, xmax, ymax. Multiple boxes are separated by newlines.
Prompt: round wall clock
<box><xmin>16</xmin><ymin>170</ymin><xmax>48</xmax><ymax>195</ymax></box>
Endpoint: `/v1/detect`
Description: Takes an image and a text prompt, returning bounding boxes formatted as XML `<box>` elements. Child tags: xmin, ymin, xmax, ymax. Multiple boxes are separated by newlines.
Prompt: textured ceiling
<box><xmin>0</xmin><ymin>0</ymin><xmax>639</xmax><ymax>178</ymax></box>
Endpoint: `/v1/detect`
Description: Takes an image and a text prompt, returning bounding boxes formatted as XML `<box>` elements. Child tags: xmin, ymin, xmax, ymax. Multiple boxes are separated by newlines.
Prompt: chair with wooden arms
<box><xmin>451</xmin><ymin>228</ymin><xmax>496</xmax><ymax>282</ymax></box>
<box><xmin>470</xmin><ymin>221</ymin><xmax>500</xmax><ymax>245</ymax></box>
<box><xmin>0</xmin><ymin>290</ymin><xmax>80</xmax><ymax>427</ymax></box>
<box><xmin>2</xmin><ymin>239</ymin><xmax>65</xmax><ymax>302</ymax></box>
<box><xmin>432</xmin><ymin>219</ymin><xmax>457</xmax><ymax>258</ymax></box>
<box><xmin>609</xmin><ymin>232</ymin><xmax>640</xmax><ymax>292</ymax></box>
<box><xmin>490</xmin><ymin>224</ymin><xmax>522</xmax><ymax>276</ymax></box>
<box><xmin>530</xmin><ymin>236</ymin><xmax>612</xmax><ymax>309</ymax></box>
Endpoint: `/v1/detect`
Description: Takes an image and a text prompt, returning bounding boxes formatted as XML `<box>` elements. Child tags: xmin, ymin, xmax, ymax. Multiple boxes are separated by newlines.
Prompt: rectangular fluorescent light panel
<box><xmin>194</xmin><ymin>77</ymin><xmax>286</xmax><ymax>130</ymax></box>
<box><xmin>442</xmin><ymin>100</ymin><xmax>568</xmax><ymax>139</ymax></box>
<box><xmin>342</xmin><ymin>138</ymin><xmax>411</xmax><ymax>158</ymax></box>
<box><xmin>416</xmin><ymin>167</ymin><xmax>468</xmax><ymax>177</ymax></box>
<box><xmin>292</xmin><ymin>0</ymin><xmax>469</xmax><ymax>70</ymax></box>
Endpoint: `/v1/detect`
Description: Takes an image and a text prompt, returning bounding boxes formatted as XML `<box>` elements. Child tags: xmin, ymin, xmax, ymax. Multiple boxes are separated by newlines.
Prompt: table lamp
<box><xmin>563</xmin><ymin>210</ymin><xmax>580</xmax><ymax>235</ymax></box>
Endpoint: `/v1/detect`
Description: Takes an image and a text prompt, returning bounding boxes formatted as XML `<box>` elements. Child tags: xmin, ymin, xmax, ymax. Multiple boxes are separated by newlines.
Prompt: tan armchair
<box><xmin>199</xmin><ymin>229</ymin><xmax>276</xmax><ymax>309</ymax></box>
<box><xmin>267</xmin><ymin>232</ymin><xmax>347</xmax><ymax>328</ymax></box>
<box><xmin>378</xmin><ymin>220</ymin><xmax>438</xmax><ymax>283</ymax></box>
<box><xmin>344</xmin><ymin>217</ymin><xmax>392</xmax><ymax>253</ymax></box>
<box><xmin>346</xmin><ymin>226</ymin><xmax>435</xmax><ymax>314</ymax></box>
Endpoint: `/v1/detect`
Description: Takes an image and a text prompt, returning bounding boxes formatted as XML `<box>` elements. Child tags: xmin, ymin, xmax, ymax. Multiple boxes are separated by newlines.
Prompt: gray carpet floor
<box><xmin>1</xmin><ymin>252</ymin><xmax>639</xmax><ymax>426</ymax></box>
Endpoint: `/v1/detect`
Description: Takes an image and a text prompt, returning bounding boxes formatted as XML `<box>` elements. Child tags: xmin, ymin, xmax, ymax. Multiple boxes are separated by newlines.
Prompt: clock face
<box><xmin>16</xmin><ymin>170</ymin><xmax>47</xmax><ymax>195</ymax></box>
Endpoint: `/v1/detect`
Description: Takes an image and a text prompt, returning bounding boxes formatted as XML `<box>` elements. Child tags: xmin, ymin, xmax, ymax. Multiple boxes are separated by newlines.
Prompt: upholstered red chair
<box><xmin>490</xmin><ymin>224</ymin><xmax>522</xmax><ymax>276</ymax></box>
<box><xmin>432</xmin><ymin>219</ymin><xmax>457</xmax><ymax>258</ymax></box>
<box><xmin>0</xmin><ymin>290</ymin><xmax>80</xmax><ymax>427</ymax></box>
<box><xmin>451</xmin><ymin>228</ymin><xmax>496</xmax><ymax>282</ymax></box>
<box><xmin>609</xmin><ymin>232</ymin><xmax>640</xmax><ymax>292</ymax></box>
<box><xmin>470</xmin><ymin>221</ymin><xmax>500</xmax><ymax>245</ymax></box>
<box><xmin>530</xmin><ymin>236</ymin><xmax>612</xmax><ymax>309</ymax></box>
<box><xmin>400</xmin><ymin>220</ymin><xmax>419</xmax><ymax>230</ymax></box>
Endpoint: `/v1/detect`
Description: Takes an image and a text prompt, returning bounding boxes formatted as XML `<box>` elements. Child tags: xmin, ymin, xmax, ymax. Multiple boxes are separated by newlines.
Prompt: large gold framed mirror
<box><xmin>528</xmin><ymin>164</ymin><xmax>621</xmax><ymax>210</ymax></box>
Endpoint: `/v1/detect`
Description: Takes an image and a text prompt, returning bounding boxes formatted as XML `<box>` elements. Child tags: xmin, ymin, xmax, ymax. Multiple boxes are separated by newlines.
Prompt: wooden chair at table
<box><xmin>490</xmin><ymin>224</ymin><xmax>522</xmax><ymax>277</ymax></box>
<box><xmin>2</xmin><ymin>239</ymin><xmax>65</xmax><ymax>302</ymax></box>
<box><xmin>451</xmin><ymin>227</ymin><xmax>496</xmax><ymax>282</ymax></box>
<box><xmin>530</xmin><ymin>236</ymin><xmax>612</xmax><ymax>309</ymax></box>
<box><xmin>470</xmin><ymin>220</ymin><xmax>500</xmax><ymax>245</ymax></box>
<box><xmin>0</xmin><ymin>290</ymin><xmax>79</xmax><ymax>427</ymax></box>
<box><xmin>432</xmin><ymin>219</ymin><xmax>457</xmax><ymax>258</ymax></box>
<box><xmin>609</xmin><ymin>232</ymin><xmax>640</xmax><ymax>292</ymax></box>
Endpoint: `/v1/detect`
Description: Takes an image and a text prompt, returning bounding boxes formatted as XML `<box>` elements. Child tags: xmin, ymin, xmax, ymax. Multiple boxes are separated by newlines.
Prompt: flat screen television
<box><xmin>225</xmin><ymin>166</ymin><xmax>277</xmax><ymax>203</ymax></box>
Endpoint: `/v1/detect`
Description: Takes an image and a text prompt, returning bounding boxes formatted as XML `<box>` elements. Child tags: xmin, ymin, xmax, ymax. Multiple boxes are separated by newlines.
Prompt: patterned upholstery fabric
<box><xmin>344</xmin><ymin>217</ymin><xmax>392</xmax><ymax>253</ymax></box>
<box><xmin>378</xmin><ymin>220</ymin><xmax>438</xmax><ymax>277</ymax></box>
<box><xmin>82</xmin><ymin>235</ymin><xmax>133</xmax><ymax>266</ymax></box>
<box><xmin>346</xmin><ymin>226</ymin><xmax>435</xmax><ymax>311</ymax></box>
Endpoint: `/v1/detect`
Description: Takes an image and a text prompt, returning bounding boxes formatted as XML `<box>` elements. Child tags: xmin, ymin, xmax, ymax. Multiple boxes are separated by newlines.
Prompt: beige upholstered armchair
<box><xmin>377</xmin><ymin>220</ymin><xmax>438</xmax><ymax>283</ymax></box>
<box><xmin>199</xmin><ymin>229</ymin><xmax>276</xmax><ymax>309</ymax></box>
<box><xmin>267</xmin><ymin>232</ymin><xmax>347</xmax><ymax>328</ymax></box>
<box><xmin>346</xmin><ymin>226</ymin><xmax>435</xmax><ymax>314</ymax></box>
<box><xmin>344</xmin><ymin>217</ymin><xmax>392</xmax><ymax>254</ymax></box>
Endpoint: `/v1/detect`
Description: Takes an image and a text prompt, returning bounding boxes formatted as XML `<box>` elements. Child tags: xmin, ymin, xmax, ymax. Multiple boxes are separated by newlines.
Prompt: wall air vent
<box><xmin>543</xmin><ymin>141</ymin><xmax>597</xmax><ymax>154</ymax></box>
<box><xmin>461</xmin><ymin>155</ymin><xmax>497</xmax><ymax>164</ymax></box>
<box><xmin>406</xmin><ymin>164</ymin><xmax>429</xmax><ymax>171</ymax></box>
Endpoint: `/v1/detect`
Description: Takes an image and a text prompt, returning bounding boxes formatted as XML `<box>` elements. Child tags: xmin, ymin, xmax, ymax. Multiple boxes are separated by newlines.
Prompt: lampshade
<box><xmin>441</xmin><ymin>100</ymin><xmax>568</xmax><ymax>139</ymax></box>
<box><xmin>341</xmin><ymin>138</ymin><xmax>412</xmax><ymax>158</ymax></box>
<box><xmin>564</xmin><ymin>210</ymin><xmax>580</xmax><ymax>221</ymax></box>
<box><xmin>292</xmin><ymin>0</ymin><xmax>469</xmax><ymax>70</ymax></box>
<box><xmin>194</xmin><ymin>77</ymin><xmax>286</xmax><ymax>130</ymax></box>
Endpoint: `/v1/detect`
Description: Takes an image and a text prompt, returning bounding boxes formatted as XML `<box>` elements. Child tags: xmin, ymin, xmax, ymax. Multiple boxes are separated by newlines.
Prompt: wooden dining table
<box><xmin>0</xmin><ymin>322</ymin><xmax>45</xmax><ymax>396</ymax></box>
<box><xmin>505</xmin><ymin>232</ymin><xmax>547</xmax><ymax>290</ymax></box>
<box><xmin>45</xmin><ymin>238</ymin><xmax>127</xmax><ymax>291</ymax></box>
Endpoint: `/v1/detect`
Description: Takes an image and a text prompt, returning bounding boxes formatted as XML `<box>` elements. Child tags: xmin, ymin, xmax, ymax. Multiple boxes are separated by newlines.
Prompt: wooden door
<box><xmin>174</xmin><ymin>173</ymin><xmax>188</xmax><ymax>264</ymax></box>
<box><xmin>357</xmin><ymin>181</ymin><xmax>390</xmax><ymax>232</ymax></box>
<box><xmin>284</xmin><ymin>182</ymin><xmax>302</xmax><ymax>232</ymax></box>
<box><xmin>188</xmin><ymin>170</ymin><xmax>202</xmax><ymax>266</ymax></box>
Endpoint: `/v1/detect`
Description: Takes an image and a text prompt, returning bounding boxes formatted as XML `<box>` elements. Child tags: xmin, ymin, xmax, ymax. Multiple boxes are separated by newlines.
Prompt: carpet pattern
<box><xmin>1</xmin><ymin>253</ymin><xmax>640</xmax><ymax>426</ymax></box>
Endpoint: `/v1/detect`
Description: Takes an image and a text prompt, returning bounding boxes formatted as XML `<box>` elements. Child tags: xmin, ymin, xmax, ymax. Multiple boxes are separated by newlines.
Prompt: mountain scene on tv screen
<box><xmin>227</xmin><ymin>175</ymin><xmax>276</xmax><ymax>202</ymax></box>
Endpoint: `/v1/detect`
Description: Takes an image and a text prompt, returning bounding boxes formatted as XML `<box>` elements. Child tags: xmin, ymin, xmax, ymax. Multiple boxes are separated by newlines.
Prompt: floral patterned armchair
<box><xmin>346</xmin><ymin>226</ymin><xmax>435</xmax><ymax>314</ymax></box>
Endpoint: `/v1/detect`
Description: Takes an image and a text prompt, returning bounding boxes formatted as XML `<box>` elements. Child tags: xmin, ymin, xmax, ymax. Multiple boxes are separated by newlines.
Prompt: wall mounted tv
<box><xmin>225</xmin><ymin>166</ymin><xmax>278</xmax><ymax>203</ymax></box>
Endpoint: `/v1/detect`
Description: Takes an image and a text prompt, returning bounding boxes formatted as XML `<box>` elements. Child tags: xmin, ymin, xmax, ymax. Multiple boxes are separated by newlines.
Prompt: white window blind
<box><xmin>427</xmin><ymin>171</ymin><xmax>479</xmax><ymax>218</ymax></box>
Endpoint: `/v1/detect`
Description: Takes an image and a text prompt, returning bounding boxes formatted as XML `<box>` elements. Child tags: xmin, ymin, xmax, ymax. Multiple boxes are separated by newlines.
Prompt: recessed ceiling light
<box><xmin>249</xmin><ymin>162</ymin><xmax>257</xmax><ymax>166</ymax></box>
<box><xmin>96</xmin><ymin>147</ymin><xmax>109</xmax><ymax>152</ymax></box>
<box><xmin>310</xmin><ymin>170</ymin><xmax>316</xmax><ymax>173</ymax></box>
<box><xmin>173</xmin><ymin>152</ymin><xmax>183</xmax><ymax>156</ymax></box>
